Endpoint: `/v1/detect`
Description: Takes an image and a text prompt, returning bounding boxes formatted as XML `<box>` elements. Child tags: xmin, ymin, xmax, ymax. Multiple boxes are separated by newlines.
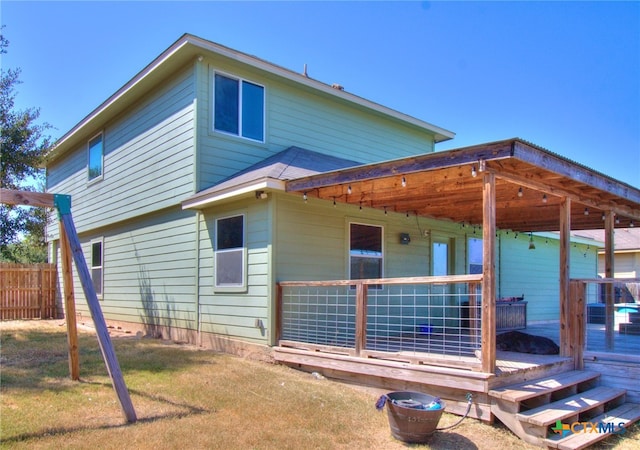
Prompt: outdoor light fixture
<box><xmin>542</xmin><ymin>194</ymin><xmax>548</xmax><ymax>203</ymax></box>
<box><xmin>518</xmin><ymin>187</ymin><xmax>523</xmax><ymax>197</ymax></box>
<box><xmin>631</xmin><ymin>221</ymin><xmax>635</xmax><ymax>228</ymax></box>
<box><xmin>529</xmin><ymin>233</ymin><xmax>536</xmax><ymax>250</ymax></box>
<box><xmin>400</xmin><ymin>233</ymin><xmax>411</xmax><ymax>245</ymax></box>
<box><xmin>333</xmin><ymin>197</ymin><xmax>337</xmax><ymax>207</ymax></box>
<box><xmin>384</xmin><ymin>206</ymin><xmax>388</xmax><ymax>215</ymax></box>
<box><xmin>255</xmin><ymin>190</ymin><xmax>268</xmax><ymax>200</ymax></box>
<box><xmin>471</xmin><ymin>165</ymin><xmax>477</xmax><ymax>177</ymax></box>
<box><xmin>347</xmin><ymin>185</ymin><xmax>352</xmax><ymax>195</ymax></box>
<box><xmin>402</xmin><ymin>176</ymin><xmax>407</xmax><ymax>187</ymax></box>
<box><xmin>584</xmin><ymin>208</ymin><xmax>589</xmax><ymax>216</ymax></box>
<box><xmin>303</xmin><ymin>192</ymin><xmax>307</xmax><ymax>203</ymax></box>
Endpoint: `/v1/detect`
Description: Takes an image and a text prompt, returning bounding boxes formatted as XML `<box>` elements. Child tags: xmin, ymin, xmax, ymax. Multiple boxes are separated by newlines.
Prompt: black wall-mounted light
<box><xmin>400</xmin><ymin>233</ymin><xmax>411</xmax><ymax>245</ymax></box>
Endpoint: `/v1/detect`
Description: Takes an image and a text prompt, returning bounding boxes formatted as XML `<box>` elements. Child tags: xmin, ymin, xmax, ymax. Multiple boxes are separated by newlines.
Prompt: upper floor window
<box><xmin>215</xmin><ymin>214</ymin><xmax>246</xmax><ymax>289</ymax></box>
<box><xmin>88</xmin><ymin>134</ymin><xmax>103</xmax><ymax>181</ymax></box>
<box><xmin>214</xmin><ymin>73</ymin><xmax>264</xmax><ymax>142</ymax></box>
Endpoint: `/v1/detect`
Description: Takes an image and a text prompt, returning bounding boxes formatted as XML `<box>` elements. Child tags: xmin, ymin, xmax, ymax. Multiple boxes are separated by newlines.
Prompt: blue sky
<box><xmin>2</xmin><ymin>1</ymin><xmax>639</xmax><ymax>187</ymax></box>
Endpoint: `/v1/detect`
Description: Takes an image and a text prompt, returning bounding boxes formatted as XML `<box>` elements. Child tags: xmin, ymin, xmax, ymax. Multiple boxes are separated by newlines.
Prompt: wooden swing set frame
<box><xmin>1</xmin><ymin>188</ymin><xmax>136</xmax><ymax>423</ymax></box>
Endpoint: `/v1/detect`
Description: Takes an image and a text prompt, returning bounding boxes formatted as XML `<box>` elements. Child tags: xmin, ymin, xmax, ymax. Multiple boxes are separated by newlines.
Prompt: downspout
<box><xmin>192</xmin><ymin>56</ymin><xmax>203</xmax><ymax>347</ymax></box>
<box><xmin>196</xmin><ymin>210</ymin><xmax>201</xmax><ymax>347</ymax></box>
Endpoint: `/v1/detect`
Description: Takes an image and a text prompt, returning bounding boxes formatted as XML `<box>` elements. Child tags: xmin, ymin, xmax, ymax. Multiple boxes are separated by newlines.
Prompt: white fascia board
<box><xmin>182</xmin><ymin>178</ymin><xmax>286</xmax><ymax>210</ymax></box>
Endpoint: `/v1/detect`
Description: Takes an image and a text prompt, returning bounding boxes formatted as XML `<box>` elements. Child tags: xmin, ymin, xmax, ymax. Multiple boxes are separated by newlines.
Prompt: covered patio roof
<box><xmin>285</xmin><ymin>138</ymin><xmax>640</xmax><ymax>232</ymax></box>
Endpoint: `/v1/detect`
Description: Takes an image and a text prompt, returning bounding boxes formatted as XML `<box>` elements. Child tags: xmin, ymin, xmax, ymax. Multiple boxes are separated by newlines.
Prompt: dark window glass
<box><xmin>214</xmin><ymin>74</ymin><xmax>239</xmax><ymax>135</ymax></box>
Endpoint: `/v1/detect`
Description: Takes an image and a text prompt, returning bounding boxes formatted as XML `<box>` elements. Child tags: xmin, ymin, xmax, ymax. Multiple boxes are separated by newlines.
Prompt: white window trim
<box><xmin>90</xmin><ymin>237</ymin><xmax>104</xmax><ymax>300</ymax></box>
<box><xmin>87</xmin><ymin>132</ymin><xmax>104</xmax><ymax>184</ymax></box>
<box><xmin>214</xmin><ymin>213</ymin><xmax>247</xmax><ymax>292</ymax></box>
<box><xmin>212</xmin><ymin>71</ymin><xmax>265</xmax><ymax>143</ymax></box>
<box><xmin>348</xmin><ymin>220</ymin><xmax>384</xmax><ymax>280</ymax></box>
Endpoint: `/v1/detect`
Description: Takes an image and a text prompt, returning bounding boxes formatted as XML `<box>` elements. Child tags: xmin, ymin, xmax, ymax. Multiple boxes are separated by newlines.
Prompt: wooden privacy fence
<box><xmin>0</xmin><ymin>263</ymin><xmax>57</xmax><ymax>320</ymax></box>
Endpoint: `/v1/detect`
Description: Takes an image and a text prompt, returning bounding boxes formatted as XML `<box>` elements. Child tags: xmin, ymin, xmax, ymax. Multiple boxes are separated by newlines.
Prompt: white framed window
<box><xmin>90</xmin><ymin>239</ymin><xmax>103</xmax><ymax>299</ymax></box>
<box><xmin>468</xmin><ymin>237</ymin><xmax>483</xmax><ymax>274</ymax></box>
<box><xmin>349</xmin><ymin>223</ymin><xmax>383</xmax><ymax>280</ymax></box>
<box><xmin>213</xmin><ymin>73</ymin><xmax>264</xmax><ymax>142</ymax></box>
<box><xmin>215</xmin><ymin>214</ymin><xmax>246</xmax><ymax>289</ymax></box>
<box><xmin>88</xmin><ymin>133</ymin><xmax>103</xmax><ymax>182</ymax></box>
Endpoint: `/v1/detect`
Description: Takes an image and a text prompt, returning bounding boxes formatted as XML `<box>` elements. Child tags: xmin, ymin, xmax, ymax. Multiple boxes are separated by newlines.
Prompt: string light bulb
<box><xmin>347</xmin><ymin>185</ymin><xmax>352</xmax><ymax>195</ymax></box>
<box><xmin>584</xmin><ymin>207</ymin><xmax>589</xmax><ymax>216</ymax></box>
<box><xmin>401</xmin><ymin>176</ymin><xmax>407</xmax><ymax>187</ymax></box>
<box><xmin>303</xmin><ymin>192</ymin><xmax>307</xmax><ymax>203</ymax></box>
<box><xmin>542</xmin><ymin>194</ymin><xmax>548</xmax><ymax>203</ymax></box>
<box><xmin>517</xmin><ymin>187</ymin><xmax>523</xmax><ymax>198</ymax></box>
<box><xmin>471</xmin><ymin>165</ymin><xmax>477</xmax><ymax>177</ymax></box>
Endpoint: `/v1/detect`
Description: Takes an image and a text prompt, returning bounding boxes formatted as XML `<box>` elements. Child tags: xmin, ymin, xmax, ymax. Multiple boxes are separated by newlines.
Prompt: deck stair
<box><xmin>489</xmin><ymin>370</ymin><xmax>640</xmax><ymax>449</ymax></box>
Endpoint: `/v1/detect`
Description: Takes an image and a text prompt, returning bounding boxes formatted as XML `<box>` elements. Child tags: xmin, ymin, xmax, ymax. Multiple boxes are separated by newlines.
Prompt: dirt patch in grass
<box><xmin>1</xmin><ymin>320</ymin><xmax>638</xmax><ymax>449</ymax></box>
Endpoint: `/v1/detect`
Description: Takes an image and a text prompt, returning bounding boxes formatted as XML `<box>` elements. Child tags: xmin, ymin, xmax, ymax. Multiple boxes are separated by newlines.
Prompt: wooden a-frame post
<box><xmin>1</xmin><ymin>188</ymin><xmax>137</xmax><ymax>423</ymax></box>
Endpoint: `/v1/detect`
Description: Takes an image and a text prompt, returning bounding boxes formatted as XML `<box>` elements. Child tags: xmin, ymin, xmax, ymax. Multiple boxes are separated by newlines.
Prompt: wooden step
<box><xmin>544</xmin><ymin>402</ymin><xmax>640</xmax><ymax>450</ymax></box>
<box><xmin>489</xmin><ymin>370</ymin><xmax>600</xmax><ymax>404</ymax></box>
<box><xmin>516</xmin><ymin>386</ymin><xmax>626</xmax><ymax>427</ymax></box>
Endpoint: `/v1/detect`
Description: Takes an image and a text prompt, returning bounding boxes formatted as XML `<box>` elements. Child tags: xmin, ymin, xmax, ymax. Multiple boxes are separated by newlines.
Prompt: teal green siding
<box><xmin>68</xmin><ymin>207</ymin><xmax>198</xmax><ymax>329</ymax></box>
<box><xmin>196</xmin><ymin>199</ymin><xmax>272</xmax><ymax>344</ymax></box>
<box><xmin>499</xmin><ymin>233</ymin><xmax>598</xmax><ymax>323</ymax></box>
<box><xmin>47</xmin><ymin>66</ymin><xmax>197</xmax><ymax>236</ymax></box>
<box><xmin>194</xmin><ymin>57</ymin><xmax>436</xmax><ymax>191</ymax></box>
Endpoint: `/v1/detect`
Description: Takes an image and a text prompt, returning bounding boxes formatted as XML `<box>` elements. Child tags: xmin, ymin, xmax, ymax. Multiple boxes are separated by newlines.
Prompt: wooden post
<box><xmin>355</xmin><ymin>282</ymin><xmax>368</xmax><ymax>356</ymax></box>
<box><xmin>481</xmin><ymin>172</ymin><xmax>496</xmax><ymax>373</ymax></box>
<box><xmin>275</xmin><ymin>283</ymin><xmax>283</xmax><ymax>344</ymax></box>
<box><xmin>60</xmin><ymin>223</ymin><xmax>80</xmax><ymax>380</ymax></box>
<box><xmin>604</xmin><ymin>211</ymin><xmax>615</xmax><ymax>350</ymax></box>
<box><xmin>55</xmin><ymin>197</ymin><xmax>137</xmax><ymax>423</ymax></box>
<box><xmin>570</xmin><ymin>280</ymin><xmax>586</xmax><ymax>370</ymax></box>
<box><xmin>559</xmin><ymin>197</ymin><xmax>571</xmax><ymax>357</ymax></box>
<box><xmin>2</xmin><ymin>188</ymin><xmax>135</xmax><ymax>420</ymax></box>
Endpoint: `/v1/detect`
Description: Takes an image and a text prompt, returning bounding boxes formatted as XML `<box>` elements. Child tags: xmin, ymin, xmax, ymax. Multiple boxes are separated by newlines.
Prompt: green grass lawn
<box><xmin>1</xmin><ymin>320</ymin><xmax>638</xmax><ymax>450</ymax></box>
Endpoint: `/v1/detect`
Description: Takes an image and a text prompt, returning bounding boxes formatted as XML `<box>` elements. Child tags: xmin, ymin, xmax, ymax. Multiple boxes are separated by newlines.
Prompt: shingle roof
<box><xmin>573</xmin><ymin>228</ymin><xmax>640</xmax><ymax>251</ymax></box>
<box><xmin>182</xmin><ymin>146</ymin><xmax>361</xmax><ymax>209</ymax></box>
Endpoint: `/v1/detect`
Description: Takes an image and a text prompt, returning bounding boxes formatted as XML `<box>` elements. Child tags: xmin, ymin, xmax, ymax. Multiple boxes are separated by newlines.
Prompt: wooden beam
<box><xmin>58</xmin><ymin>212</ymin><xmax>137</xmax><ymax>423</ymax></box>
<box><xmin>481</xmin><ymin>172</ymin><xmax>496</xmax><ymax>373</ymax></box>
<box><xmin>570</xmin><ymin>280</ymin><xmax>586</xmax><ymax>370</ymax></box>
<box><xmin>1</xmin><ymin>188</ymin><xmax>56</xmax><ymax>208</ymax></box>
<box><xmin>60</xmin><ymin>223</ymin><xmax>80</xmax><ymax>381</ymax></box>
<box><xmin>486</xmin><ymin>164</ymin><xmax>640</xmax><ymax>221</ymax></box>
<box><xmin>559</xmin><ymin>197</ymin><xmax>571</xmax><ymax>357</ymax></box>
<box><xmin>604</xmin><ymin>211</ymin><xmax>615</xmax><ymax>350</ymax></box>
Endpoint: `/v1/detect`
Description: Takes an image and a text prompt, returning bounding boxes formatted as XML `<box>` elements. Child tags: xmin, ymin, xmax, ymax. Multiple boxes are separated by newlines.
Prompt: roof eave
<box><xmin>182</xmin><ymin>178</ymin><xmax>286</xmax><ymax>210</ymax></box>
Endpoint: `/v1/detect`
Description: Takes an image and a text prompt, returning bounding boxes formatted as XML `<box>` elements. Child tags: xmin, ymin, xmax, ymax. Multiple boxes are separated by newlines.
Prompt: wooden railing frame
<box><xmin>277</xmin><ymin>274</ymin><xmax>485</xmax><ymax>367</ymax></box>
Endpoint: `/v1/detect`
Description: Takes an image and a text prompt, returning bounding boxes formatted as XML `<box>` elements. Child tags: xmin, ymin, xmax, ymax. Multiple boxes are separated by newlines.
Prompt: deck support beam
<box><xmin>559</xmin><ymin>197</ymin><xmax>571</xmax><ymax>357</ymax></box>
<box><xmin>482</xmin><ymin>171</ymin><xmax>497</xmax><ymax>373</ymax></box>
<box><xmin>604</xmin><ymin>211</ymin><xmax>615</xmax><ymax>350</ymax></box>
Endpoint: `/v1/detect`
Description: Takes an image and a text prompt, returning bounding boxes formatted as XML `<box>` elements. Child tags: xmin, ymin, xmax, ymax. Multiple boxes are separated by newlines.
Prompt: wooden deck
<box><xmin>273</xmin><ymin>341</ymin><xmax>575</xmax><ymax>422</ymax></box>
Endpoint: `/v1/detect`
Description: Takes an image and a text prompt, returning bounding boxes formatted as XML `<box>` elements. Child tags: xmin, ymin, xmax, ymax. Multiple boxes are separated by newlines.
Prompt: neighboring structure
<box><xmin>575</xmin><ymin>228</ymin><xmax>640</xmax><ymax>278</ymax></box>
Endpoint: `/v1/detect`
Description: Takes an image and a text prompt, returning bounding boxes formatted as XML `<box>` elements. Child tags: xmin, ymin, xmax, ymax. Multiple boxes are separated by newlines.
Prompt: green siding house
<box><xmin>45</xmin><ymin>34</ymin><xmax>598</xmax><ymax>354</ymax></box>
